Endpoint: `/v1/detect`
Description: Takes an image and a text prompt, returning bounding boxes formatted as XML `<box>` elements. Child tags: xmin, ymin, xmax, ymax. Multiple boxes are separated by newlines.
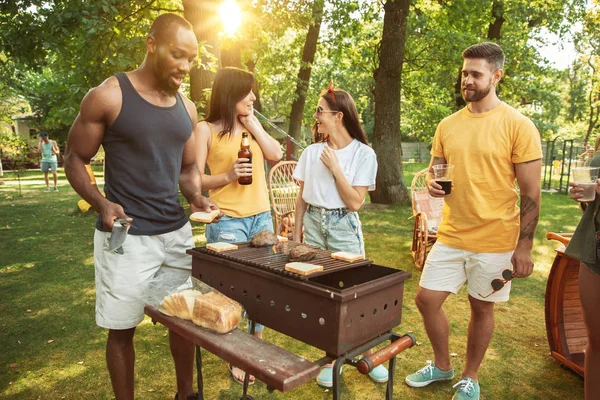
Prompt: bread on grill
<box><xmin>190</xmin><ymin>210</ymin><xmax>220</xmax><ymax>223</ymax></box>
<box><xmin>331</xmin><ymin>251</ymin><xmax>364</xmax><ymax>262</ymax></box>
<box><xmin>285</xmin><ymin>262</ymin><xmax>323</xmax><ymax>276</ymax></box>
<box><xmin>191</xmin><ymin>291</ymin><xmax>242</xmax><ymax>333</ymax></box>
<box><xmin>206</xmin><ymin>242</ymin><xmax>238</xmax><ymax>252</ymax></box>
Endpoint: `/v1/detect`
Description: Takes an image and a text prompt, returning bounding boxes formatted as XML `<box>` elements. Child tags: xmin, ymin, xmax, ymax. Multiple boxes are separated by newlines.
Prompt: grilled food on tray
<box><xmin>161</xmin><ymin>290</ymin><xmax>242</xmax><ymax>333</ymax></box>
<box><xmin>289</xmin><ymin>244</ymin><xmax>318</xmax><ymax>261</ymax></box>
<box><xmin>251</xmin><ymin>230</ymin><xmax>279</xmax><ymax>247</ymax></box>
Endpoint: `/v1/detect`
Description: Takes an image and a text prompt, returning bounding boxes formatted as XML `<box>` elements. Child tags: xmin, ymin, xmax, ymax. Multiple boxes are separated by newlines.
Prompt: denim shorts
<box><xmin>205</xmin><ymin>210</ymin><xmax>273</xmax><ymax>333</ymax></box>
<box><xmin>205</xmin><ymin>210</ymin><xmax>273</xmax><ymax>244</ymax></box>
<box><xmin>302</xmin><ymin>205</ymin><xmax>364</xmax><ymax>255</ymax></box>
<box><xmin>41</xmin><ymin>161</ymin><xmax>57</xmax><ymax>172</ymax></box>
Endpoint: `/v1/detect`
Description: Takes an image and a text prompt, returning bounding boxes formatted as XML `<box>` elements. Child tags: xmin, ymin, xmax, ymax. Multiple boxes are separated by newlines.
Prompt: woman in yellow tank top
<box><xmin>194</xmin><ymin>67</ymin><xmax>282</xmax><ymax>384</ymax></box>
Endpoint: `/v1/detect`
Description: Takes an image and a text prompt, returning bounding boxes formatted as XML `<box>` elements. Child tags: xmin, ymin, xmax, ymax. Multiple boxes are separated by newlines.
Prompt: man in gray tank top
<box><xmin>64</xmin><ymin>14</ymin><xmax>219</xmax><ymax>400</ymax></box>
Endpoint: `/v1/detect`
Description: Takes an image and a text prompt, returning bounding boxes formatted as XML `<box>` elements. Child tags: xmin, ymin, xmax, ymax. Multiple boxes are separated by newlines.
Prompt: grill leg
<box><xmin>332</xmin><ymin>356</ymin><xmax>345</xmax><ymax>400</ymax></box>
<box><xmin>385</xmin><ymin>355</ymin><xmax>396</xmax><ymax>400</ymax></box>
<box><xmin>195</xmin><ymin>345</ymin><xmax>204</xmax><ymax>400</ymax></box>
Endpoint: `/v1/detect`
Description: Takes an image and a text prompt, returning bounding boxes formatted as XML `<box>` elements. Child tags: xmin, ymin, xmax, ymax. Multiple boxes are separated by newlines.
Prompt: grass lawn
<box><xmin>0</xmin><ymin>165</ymin><xmax>584</xmax><ymax>399</ymax></box>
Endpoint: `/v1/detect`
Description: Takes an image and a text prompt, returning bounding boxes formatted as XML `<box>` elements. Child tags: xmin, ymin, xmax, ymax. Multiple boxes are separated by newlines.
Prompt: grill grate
<box><xmin>194</xmin><ymin>242</ymin><xmax>372</xmax><ymax>280</ymax></box>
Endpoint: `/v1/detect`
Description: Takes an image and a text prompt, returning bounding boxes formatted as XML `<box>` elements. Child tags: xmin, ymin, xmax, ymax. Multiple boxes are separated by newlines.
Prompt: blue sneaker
<box><xmin>452</xmin><ymin>378</ymin><xmax>480</xmax><ymax>399</ymax></box>
<box><xmin>368</xmin><ymin>364</ymin><xmax>389</xmax><ymax>383</ymax></box>
<box><xmin>316</xmin><ymin>366</ymin><xmax>341</xmax><ymax>388</ymax></box>
<box><xmin>405</xmin><ymin>360</ymin><xmax>454</xmax><ymax>388</ymax></box>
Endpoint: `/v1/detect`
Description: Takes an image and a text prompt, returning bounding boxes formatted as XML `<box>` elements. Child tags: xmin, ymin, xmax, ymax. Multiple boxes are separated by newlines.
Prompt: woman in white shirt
<box><xmin>292</xmin><ymin>84</ymin><xmax>382</xmax><ymax>387</ymax></box>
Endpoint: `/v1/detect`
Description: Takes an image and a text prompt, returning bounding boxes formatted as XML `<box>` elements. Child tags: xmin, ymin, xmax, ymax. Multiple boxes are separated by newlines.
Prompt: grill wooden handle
<box><xmin>546</xmin><ymin>232</ymin><xmax>573</xmax><ymax>247</ymax></box>
<box><xmin>356</xmin><ymin>334</ymin><xmax>416</xmax><ymax>375</ymax></box>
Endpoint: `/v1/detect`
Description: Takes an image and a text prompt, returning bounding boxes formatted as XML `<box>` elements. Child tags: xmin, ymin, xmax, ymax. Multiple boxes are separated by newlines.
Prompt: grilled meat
<box><xmin>289</xmin><ymin>244</ymin><xmax>318</xmax><ymax>261</ymax></box>
<box><xmin>251</xmin><ymin>231</ymin><xmax>279</xmax><ymax>247</ymax></box>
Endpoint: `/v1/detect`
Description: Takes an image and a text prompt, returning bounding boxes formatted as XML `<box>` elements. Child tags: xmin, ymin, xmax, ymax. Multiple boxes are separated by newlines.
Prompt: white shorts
<box><xmin>420</xmin><ymin>242</ymin><xmax>514</xmax><ymax>302</ymax></box>
<box><xmin>93</xmin><ymin>222</ymin><xmax>194</xmax><ymax>329</ymax></box>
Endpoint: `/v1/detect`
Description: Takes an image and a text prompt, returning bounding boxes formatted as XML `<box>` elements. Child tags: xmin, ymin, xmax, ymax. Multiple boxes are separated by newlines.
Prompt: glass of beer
<box><xmin>433</xmin><ymin>164</ymin><xmax>454</xmax><ymax>195</ymax></box>
<box><xmin>572</xmin><ymin>167</ymin><xmax>600</xmax><ymax>202</ymax></box>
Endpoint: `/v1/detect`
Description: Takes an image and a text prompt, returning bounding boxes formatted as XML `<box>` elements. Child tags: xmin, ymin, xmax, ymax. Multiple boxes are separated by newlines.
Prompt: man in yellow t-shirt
<box><xmin>405</xmin><ymin>43</ymin><xmax>542</xmax><ymax>400</ymax></box>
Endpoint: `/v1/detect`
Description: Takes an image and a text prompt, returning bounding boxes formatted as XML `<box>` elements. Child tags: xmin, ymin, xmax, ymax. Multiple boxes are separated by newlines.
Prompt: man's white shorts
<box><xmin>93</xmin><ymin>222</ymin><xmax>194</xmax><ymax>329</ymax></box>
<box><xmin>420</xmin><ymin>242</ymin><xmax>514</xmax><ymax>302</ymax></box>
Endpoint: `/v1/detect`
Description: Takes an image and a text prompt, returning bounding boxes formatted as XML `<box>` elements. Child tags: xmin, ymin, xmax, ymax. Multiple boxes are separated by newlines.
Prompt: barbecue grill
<box><xmin>186</xmin><ymin>241</ymin><xmax>415</xmax><ymax>399</ymax></box>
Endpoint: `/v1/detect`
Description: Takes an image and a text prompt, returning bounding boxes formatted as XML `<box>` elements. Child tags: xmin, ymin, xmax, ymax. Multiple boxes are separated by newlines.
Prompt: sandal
<box><xmin>228</xmin><ymin>363</ymin><xmax>255</xmax><ymax>385</ymax></box>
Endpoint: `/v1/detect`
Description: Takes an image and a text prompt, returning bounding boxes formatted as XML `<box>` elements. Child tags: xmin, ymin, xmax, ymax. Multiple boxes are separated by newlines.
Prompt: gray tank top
<box><xmin>96</xmin><ymin>73</ymin><xmax>193</xmax><ymax>235</ymax></box>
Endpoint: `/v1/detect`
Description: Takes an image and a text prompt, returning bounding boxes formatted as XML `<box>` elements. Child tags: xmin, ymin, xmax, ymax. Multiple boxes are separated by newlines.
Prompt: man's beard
<box><xmin>155</xmin><ymin>59</ymin><xmax>180</xmax><ymax>95</ymax></box>
<box><xmin>462</xmin><ymin>82</ymin><xmax>494</xmax><ymax>103</ymax></box>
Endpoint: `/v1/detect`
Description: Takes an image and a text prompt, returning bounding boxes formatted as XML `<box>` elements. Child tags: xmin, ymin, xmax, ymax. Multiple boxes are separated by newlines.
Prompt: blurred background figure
<box><xmin>38</xmin><ymin>132</ymin><xmax>60</xmax><ymax>192</ymax></box>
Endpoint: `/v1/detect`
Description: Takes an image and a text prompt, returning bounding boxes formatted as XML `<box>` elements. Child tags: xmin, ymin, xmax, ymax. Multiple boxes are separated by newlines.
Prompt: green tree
<box><xmin>288</xmin><ymin>0</ymin><xmax>325</xmax><ymax>156</ymax></box>
<box><xmin>370</xmin><ymin>0</ymin><xmax>411</xmax><ymax>205</ymax></box>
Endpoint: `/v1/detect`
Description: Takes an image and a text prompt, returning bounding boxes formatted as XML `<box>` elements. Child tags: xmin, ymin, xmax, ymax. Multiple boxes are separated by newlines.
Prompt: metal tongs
<box><xmin>109</xmin><ymin>218</ymin><xmax>132</xmax><ymax>254</ymax></box>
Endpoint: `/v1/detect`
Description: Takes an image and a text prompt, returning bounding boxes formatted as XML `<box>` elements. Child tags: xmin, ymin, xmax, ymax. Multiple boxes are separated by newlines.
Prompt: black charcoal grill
<box><xmin>186</xmin><ymin>242</ymin><xmax>415</xmax><ymax>399</ymax></box>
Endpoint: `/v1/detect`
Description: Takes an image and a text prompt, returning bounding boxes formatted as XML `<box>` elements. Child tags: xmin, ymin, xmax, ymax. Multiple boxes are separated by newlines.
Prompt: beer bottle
<box><xmin>238</xmin><ymin>132</ymin><xmax>252</xmax><ymax>185</ymax></box>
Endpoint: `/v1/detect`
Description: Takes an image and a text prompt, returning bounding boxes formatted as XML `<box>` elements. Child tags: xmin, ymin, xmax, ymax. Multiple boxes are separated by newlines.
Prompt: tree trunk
<box><xmin>246</xmin><ymin>58</ymin><xmax>262</xmax><ymax>112</ymax></box>
<box><xmin>288</xmin><ymin>0</ymin><xmax>325</xmax><ymax>157</ymax></box>
<box><xmin>183</xmin><ymin>0</ymin><xmax>221</xmax><ymax>116</ymax></box>
<box><xmin>584</xmin><ymin>59</ymin><xmax>599</xmax><ymax>146</ymax></box>
<box><xmin>370</xmin><ymin>0</ymin><xmax>411</xmax><ymax>205</ymax></box>
<box><xmin>454</xmin><ymin>0</ymin><xmax>505</xmax><ymax>108</ymax></box>
<box><xmin>221</xmin><ymin>40</ymin><xmax>242</xmax><ymax>68</ymax></box>
<box><xmin>584</xmin><ymin>99</ymin><xmax>599</xmax><ymax>146</ymax></box>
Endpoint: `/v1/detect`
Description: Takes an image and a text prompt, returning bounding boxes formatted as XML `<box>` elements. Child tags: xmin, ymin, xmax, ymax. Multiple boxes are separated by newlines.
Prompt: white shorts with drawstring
<box><xmin>419</xmin><ymin>242</ymin><xmax>513</xmax><ymax>302</ymax></box>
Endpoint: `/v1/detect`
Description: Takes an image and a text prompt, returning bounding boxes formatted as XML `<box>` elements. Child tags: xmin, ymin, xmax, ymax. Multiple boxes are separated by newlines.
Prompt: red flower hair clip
<box><xmin>327</xmin><ymin>79</ymin><xmax>336</xmax><ymax>102</ymax></box>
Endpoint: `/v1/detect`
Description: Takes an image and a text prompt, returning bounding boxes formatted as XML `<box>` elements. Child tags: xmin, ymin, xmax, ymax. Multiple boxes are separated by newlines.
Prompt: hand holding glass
<box><xmin>571</xmin><ymin>167</ymin><xmax>600</xmax><ymax>202</ymax></box>
<box><xmin>433</xmin><ymin>164</ymin><xmax>454</xmax><ymax>195</ymax></box>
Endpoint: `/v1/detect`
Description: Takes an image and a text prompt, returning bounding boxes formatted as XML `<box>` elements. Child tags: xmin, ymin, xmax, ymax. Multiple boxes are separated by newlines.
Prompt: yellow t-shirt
<box><xmin>206</xmin><ymin>126</ymin><xmax>270</xmax><ymax>218</ymax></box>
<box><xmin>431</xmin><ymin>102</ymin><xmax>542</xmax><ymax>252</ymax></box>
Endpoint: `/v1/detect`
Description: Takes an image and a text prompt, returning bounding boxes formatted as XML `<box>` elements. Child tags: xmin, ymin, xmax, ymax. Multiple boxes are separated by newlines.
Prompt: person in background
<box><xmin>64</xmin><ymin>13</ymin><xmax>219</xmax><ymax>400</ymax></box>
<box><xmin>194</xmin><ymin>66</ymin><xmax>282</xmax><ymax>385</ymax></box>
<box><xmin>292</xmin><ymin>83</ymin><xmax>385</xmax><ymax>387</ymax></box>
<box><xmin>39</xmin><ymin>132</ymin><xmax>60</xmax><ymax>192</ymax></box>
<box><xmin>565</xmin><ymin>135</ymin><xmax>600</xmax><ymax>400</ymax></box>
<box><xmin>404</xmin><ymin>42</ymin><xmax>541</xmax><ymax>400</ymax></box>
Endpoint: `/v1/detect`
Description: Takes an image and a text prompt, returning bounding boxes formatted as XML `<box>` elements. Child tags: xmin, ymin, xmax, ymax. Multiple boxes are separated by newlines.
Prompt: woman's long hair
<box><xmin>204</xmin><ymin>67</ymin><xmax>255</xmax><ymax>138</ymax></box>
<box><xmin>319</xmin><ymin>88</ymin><xmax>368</xmax><ymax>145</ymax></box>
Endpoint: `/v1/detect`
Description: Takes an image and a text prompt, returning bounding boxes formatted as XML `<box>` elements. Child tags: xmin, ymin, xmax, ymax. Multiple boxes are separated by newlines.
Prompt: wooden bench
<box><xmin>144</xmin><ymin>306</ymin><xmax>321</xmax><ymax>398</ymax></box>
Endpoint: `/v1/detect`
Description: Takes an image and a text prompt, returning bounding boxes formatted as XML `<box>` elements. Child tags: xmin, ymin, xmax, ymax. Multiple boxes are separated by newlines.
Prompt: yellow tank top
<box><xmin>206</xmin><ymin>124</ymin><xmax>271</xmax><ymax>218</ymax></box>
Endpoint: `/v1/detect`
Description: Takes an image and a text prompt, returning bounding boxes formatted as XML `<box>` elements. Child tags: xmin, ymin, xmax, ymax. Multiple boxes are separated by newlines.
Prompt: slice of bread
<box><xmin>331</xmin><ymin>251</ymin><xmax>364</xmax><ymax>262</ymax></box>
<box><xmin>206</xmin><ymin>242</ymin><xmax>238</xmax><ymax>252</ymax></box>
<box><xmin>277</xmin><ymin>235</ymin><xmax>289</xmax><ymax>242</ymax></box>
<box><xmin>190</xmin><ymin>209</ymin><xmax>220</xmax><ymax>223</ymax></box>
<box><xmin>285</xmin><ymin>262</ymin><xmax>323</xmax><ymax>276</ymax></box>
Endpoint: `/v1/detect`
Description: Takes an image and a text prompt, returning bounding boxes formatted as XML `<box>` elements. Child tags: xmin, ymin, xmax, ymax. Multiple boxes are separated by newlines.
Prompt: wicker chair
<box><xmin>410</xmin><ymin>168</ymin><xmax>444</xmax><ymax>270</ymax></box>
<box><xmin>268</xmin><ymin>161</ymin><xmax>300</xmax><ymax>239</ymax></box>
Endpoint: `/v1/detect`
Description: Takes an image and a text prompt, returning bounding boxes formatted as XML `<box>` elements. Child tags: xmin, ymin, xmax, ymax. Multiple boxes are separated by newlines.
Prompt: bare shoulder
<box><xmin>196</xmin><ymin>120</ymin><xmax>213</xmax><ymax>143</ymax></box>
<box><xmin>82</xmin><ymin>77</ymin><xmax>121</xmax><ymax>112</ymax></box>
<box><xmin>180</xmin><ymin>92</ymin><xmax>198</xmax><ymax>124</ymax></box>
<box><xmin>79</xmin><ymin>76</ymin><xmax>122</xmax><ymax>123</ymax></box>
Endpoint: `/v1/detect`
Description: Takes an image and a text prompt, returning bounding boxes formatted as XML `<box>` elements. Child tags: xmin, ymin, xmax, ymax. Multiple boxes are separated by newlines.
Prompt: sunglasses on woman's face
<box><xmin>478</xmin><ymin>269</ymin><xmax>514</xmax><ymax>299</ymax></box>
<box><xmin>315</xmin><ymin>106</ymin><xmax>339</xmax><ymax>116</ymax></box>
